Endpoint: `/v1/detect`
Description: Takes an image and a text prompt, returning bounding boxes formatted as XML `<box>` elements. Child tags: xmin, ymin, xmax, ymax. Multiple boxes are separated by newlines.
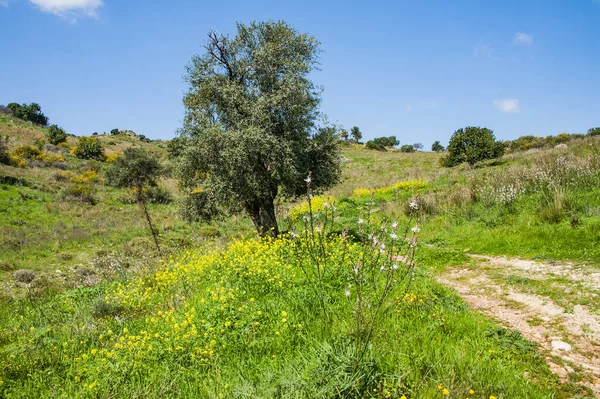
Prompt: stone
<box><xmin>551</xmin><ymin>340</ymin><xmax>572</xmax><ymax>351</ymax></box>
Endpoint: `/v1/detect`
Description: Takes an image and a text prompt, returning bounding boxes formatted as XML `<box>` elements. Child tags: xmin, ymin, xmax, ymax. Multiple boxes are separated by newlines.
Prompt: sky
<box><xmin>1</xmin><ymin>0</ymin><xmax>599</xmax><ymax>148</ymax></box>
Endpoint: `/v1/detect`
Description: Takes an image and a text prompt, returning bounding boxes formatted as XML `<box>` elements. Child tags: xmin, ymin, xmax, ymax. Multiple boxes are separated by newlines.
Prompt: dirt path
<box><xmin>438</xmin><ymin>254</ymin><xmax>600</xmax><ymax>397</ymax></box>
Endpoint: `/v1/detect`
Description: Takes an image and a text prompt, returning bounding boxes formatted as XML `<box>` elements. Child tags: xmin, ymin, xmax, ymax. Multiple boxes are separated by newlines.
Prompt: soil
<box><xmin>439</xmin><ymin>254</ymin><xmax>600</xmax><ymax>397</ymax></box>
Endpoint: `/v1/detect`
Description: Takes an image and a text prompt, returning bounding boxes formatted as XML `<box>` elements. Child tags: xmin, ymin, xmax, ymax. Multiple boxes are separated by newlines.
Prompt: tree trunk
<box><xmin>139</xmin><ymin>198</ymin><xmax>162</xmax><ymax>256</ymax></box>
<box><xmin>246</xmin><ymin>199</ymin><xmax>279</xmax><ymax>238</ymax></box>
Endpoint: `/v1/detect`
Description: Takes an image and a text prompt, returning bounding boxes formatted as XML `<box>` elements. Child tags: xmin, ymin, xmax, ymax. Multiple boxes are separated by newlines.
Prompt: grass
<box><xmin>1</xmin><ymin>117</ymin><xmax>599</xmax><ymax>397</ymax></box>
<box><xmin>0</xmin><ymin>235</ymin><xmax>589</xmax><ymax>398</ymax></box>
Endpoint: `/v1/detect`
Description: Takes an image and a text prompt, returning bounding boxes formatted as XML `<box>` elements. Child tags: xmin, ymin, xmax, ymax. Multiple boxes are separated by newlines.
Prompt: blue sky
<box><xmin>1</xmin><ymin>0</ymin><xmax>599</xmax><ymax>148</ymax></box>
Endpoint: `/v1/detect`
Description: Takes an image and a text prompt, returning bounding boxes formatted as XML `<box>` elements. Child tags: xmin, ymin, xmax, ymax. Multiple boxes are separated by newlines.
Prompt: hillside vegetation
<box><xmin>1</xmin><ymin>115</ymin><xmax>600</xmax><ymax>397</ymax></box>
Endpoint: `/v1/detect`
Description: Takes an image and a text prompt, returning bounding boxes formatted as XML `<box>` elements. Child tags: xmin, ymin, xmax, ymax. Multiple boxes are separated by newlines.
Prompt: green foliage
<box><xmin>442</xmin><ymin>126</ymin><xmax>504</xmax><ymax>167</ymax></box>
<box><xmin>6</xmin><ymin>102</ymin><xmax>49</xmax><ymax>126</ymax></box>
<box><xmin>166</xmin><ymin>137</ymin><xmax>187</xmax><ymax>159</ymax></box>
<box><xmin>339</xmin><ymin>128</ymin><xmax>349</xmax><ymax>141</ymax></box>
<box><xmin>400</xmin><ymin>144</ymin><xmax>415</xmax><ymax>153</ymax></box>
<box><xmin>372</xmin><ymin>136</ymin><xmax>399</xmax><ymax>147</ymax></box>
<box><xmin>412</xmin><ymin>142</ymin><xmax>423</xmax><ymax>151</ymax></box>
<box><xmin>45</xmin><ymin>124</ymin><xmax>67</xmax><ymax>145</ymax></box>
<box><xmin>0</xmin><ymin>135</ymin><xmax>10</xmax><ymax>165</ymax></box>
<box><xmin>431</xmin><ymin>141</ymin><xmax>444</xmax><ymax>152</ymax></box>
<box><xmin>350</xmin><ymin>126</ymin><xmax>362</xmax><ymax>142</ymax></box>
<box><xmin>110</xmin><ymin>128</ymin><xmax>120</xmax><ymax>135</ymax></box>
<box><xmin>106</xmin><ymin>148</ymin><xmax>163</xmax><ymax>195</ymax></box>
<box><xmin>73</xmin><ymin>137</ymin><xmax>105</xmax><ymax>160</ymax></box>
<box><xmin>588</xmin><ymin>127</ymin><xmax>600</xmax><ymax>136</ymax></box>
<box><xmin>179</xmin><ymin>21</ymin><xmax>341</xmax><ymax>237</ymax></box>
<box><xmin>365</xmin><ymin>140</ymin><xmax>386</xmax><ymax>151</ymax></box>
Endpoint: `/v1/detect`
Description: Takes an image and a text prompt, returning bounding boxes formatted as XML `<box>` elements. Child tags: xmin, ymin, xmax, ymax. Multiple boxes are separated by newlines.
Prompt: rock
<box><xmin>551</xmin><ymin>340</ymin><xmax>572</xmax><ymax>351</ymax></box>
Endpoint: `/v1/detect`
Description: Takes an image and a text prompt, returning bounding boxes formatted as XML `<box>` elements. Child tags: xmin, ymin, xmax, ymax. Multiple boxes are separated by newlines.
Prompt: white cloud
<box><xmin>494</xmin><ymin>99</ymin><xmax>521</xmax><ymax>113</ymax></box>
<box><xmin>513</xmin><ymin>32</ymin><xmax>533</xmax><ymax>46</ymax></box>
<box><xmin>29</xmin><ymin>0</ymin><xmax>103</xmax><ymax>19</ymax></box>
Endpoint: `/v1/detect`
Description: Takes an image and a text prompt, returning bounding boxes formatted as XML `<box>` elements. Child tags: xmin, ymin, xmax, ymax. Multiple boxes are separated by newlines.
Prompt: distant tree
<box><xmin>73</xmin><ymin>137</ymin><xmax>105</xmax><ymax>160</ymax></box>
<box><xmin>412</xmin><ymin>143</ymin><xmax>423</xmax><ymax>151</ymax></box>
<box><xmin>110</xmin><ymin>128</ymin><xmax>120</xmax><ymax>135</ymax></box>
<box><xmin>7</xmin><ymin>102</ymin><xmax>48</xmax><ymax>126</ymax></box>
<box><xmin>46</xmin><ymin>124</ymin><xmax>67</xmax><ymax>145</ymax></box>
<box><xmin>350</xmin><ymin>126</ymin><xmax>362</xmax><ymax>143</ymax></box>
<box><xmin>0</xmin><ymin>105</ymin><xmax>14</xmax><ymax>116</ymax></box>
<box><xmin>106</xmin><ymin>148</ymin><xmax>164</xmax><ymax>254</ymax></box>
<box><xmin>400</xmin><ymin>144</ymin><xmax>415</xmax><ymax>153</ymax></box>
<box><xmin>177</xmin><ymin>21</ymin><xmax>341</xmax><ymax>237</ymax></box>
<box><xmin>431</xmin><ymin>141</ymin><xmax>444</xmax><ymax>152</ymax></box>
<box><xmin>92</xmin><ymin>132</ymin><xmax>98</xmax><ymax>136</ymax></box>
<box><xmin>587</xmin><ymin>127</ymin><xmax>600</xmax><ymax>136</ymax></box>
<box><xmin>372</xmin><ymin>136</ymin><xmax>399</xmax><ymax>147</ymax></box>
<box><xmin>442</xmin><ymin>126</ymin><xmax>504</xmax><ymax>167</ymax></box>
<box><xmin>340</xmin><ymin>128</ymin><xmax>349</xmax><ymax>142</ymax></box>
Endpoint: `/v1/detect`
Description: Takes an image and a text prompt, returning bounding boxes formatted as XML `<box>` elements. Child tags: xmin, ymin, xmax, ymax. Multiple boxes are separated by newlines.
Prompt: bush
<box><xmin>198</xmin><ymin>226</ymin><xmax>221</xmax><ymax>238</ymax></box>
<box><xmin>587</xmin><ymin>127</ymin><xmax>600</xmax><ymax>136</ymax></box>
<box><xmin>46</xmin><ymin>124</ymin><xmax>67</xmax><ymax>145</ymax></box>
<box><xmin>442</xmin><ymin>126</ymin><xmax>504</xmax><ymax>167</ymax></box>
<box><xmin>146</xmin><ymin>186</ymin><xmax>172</xmax><ymax>204</ymax></box>
<box><xmin>110</xmin><ymin>128</ymin><xmax>120</xmax><ymax>135</ymax></box>
<box><xmin>6</xmin><ymin>102</ymin><xmax>48</xmax><ymax>126</ymax></box>
<box><xmin>365</xmin><ymin>141</ymin><xmax>386</xmax><ymax>151</ymax></box>
<box><xmin>73</xmin><ymin>137</ymin><xmax>104</xmax><ymax>160</ymax></box>
<box><xmin>0</xmin><ymin>136</ymin><xmax>10</xmax><ymax>165</ymax></box>
<box><xmin>13</xmin><ymin>269</ymin><xmax>36</xmax><ymax>284</ymax></box>
<box><xmin>371</xmin><ymin>136</ymin><xmax>399</xmax><ymax>147</ymax></box>
<box><xmin>400</xmin><ymin>144</ymin><xmax>415</xmax><ymax>153</ymax></box>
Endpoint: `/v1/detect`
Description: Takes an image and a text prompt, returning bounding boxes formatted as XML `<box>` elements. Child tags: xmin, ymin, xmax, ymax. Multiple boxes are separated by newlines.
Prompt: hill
<box><xmin>1</xmin><ymin>116</ymin><xmax>600</xmax><ymax>397</ymax></box>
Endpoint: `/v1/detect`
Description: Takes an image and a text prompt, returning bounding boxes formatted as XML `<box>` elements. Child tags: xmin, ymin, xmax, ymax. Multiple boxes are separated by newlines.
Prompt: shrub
<box><xmin>46</xmin><ymin>124</ymin><xmax>67</xmax><ymax>145</ymax></box>
<box><xmin>0</xmin><ymin>261</ymin><xmax>14</xmax><ymax>271</ymax></box>
<box><xmin>6</xmin><ymin>102</ymin><xmax>49</xmax><ymax>126</ymax></box>
<box><xmin>588</xmin><ymin>127</ymin><xmax>600</xmax><ymax>136</ymax></box>
<box><xmin>400</xmin><ymin>144</ymin><xmax>415</xmax><ymax>153</ymax></box>
<box><xmin>442</xmin><ymin>126</ymin><xmax>504</xmax><ymax>167</ymax></box>
<box><xmin>13</xmin><ymin>269</ymin><xmax>36</xmax><ymax>284</ymax></box>
<box><xmin>198</xmin><ymin>226</ymin><xmax>221</xmax><ymax>238</ymax></box>
<box><xmin>0</xmin><ymin>136</ymin><xmax>10</xmax><ymax>165</ymax></box>
<box><xmin>146</xmin><ymin>186</ymin><xmax>172</xmax><ymax>204</ymax></box>
<box><xmin>110</xmin><ymin>129</ymin><xmax>120</xmax><ymax>135</ymax></box>
<box><xmin>372</xmin><ymin>136</ymin><xmax>399</xmax><ymax>147</ymax></box>
<box><xmin>73</xmin><ymin>137</ymin><xmax>105</xmax><ymax>160</ymax></box>
<box><xmin>365</xmin><ymin>140</ymin><xmax>386</xmax><ymax>151</ymax></box>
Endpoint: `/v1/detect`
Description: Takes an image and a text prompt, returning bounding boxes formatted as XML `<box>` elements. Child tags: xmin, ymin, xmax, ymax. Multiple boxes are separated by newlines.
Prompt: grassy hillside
<box><xmin>1</xmin><ymin>116</ymin><xmax>599</xmax><ymax>397</ymax></box>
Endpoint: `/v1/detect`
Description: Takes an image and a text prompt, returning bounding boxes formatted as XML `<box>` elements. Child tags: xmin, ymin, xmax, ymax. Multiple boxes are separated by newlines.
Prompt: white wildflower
<box><xmin>345</xmin><ymin>287</ymin><xmax>351</xmax><ymax>297</ymax></box>
<box><xmin>304</xmin><ymin>176</ymin><xmax>312</xmax><ymax>184</ymax></box>
<box><xmin>358</xmin><ymin>217</ymin><xmax>364</xmax><ymax>225</ymax></box>
<box><xmin>411</xmin><ymin>225</ymin><xmax>420</xmax><ymax>233</ymax></box>
<box><xmin>390</xmin><ymin>233</ymin><xmax>398</xmax><ymax>240</ymax></box>
<box><xmin>392</xmin><ymin>263</ymin><xmax>398</xmax><ymax>270</ymax></box>
<box><xmin>391</xmin><ymin>221</ymin><xmax>398</xmax><ymax>229</ymax></box>
<box><xmin>409</xmin><ymin>200</ymin><xmax>419</xmax><ymax>210</ymax></box>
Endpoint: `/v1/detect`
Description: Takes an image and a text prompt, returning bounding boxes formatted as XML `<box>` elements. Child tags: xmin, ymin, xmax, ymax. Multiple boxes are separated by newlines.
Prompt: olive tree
<box><xmin>442</xmin><ymin>126</ymin><xmax>504</xmax><ymax>167</ymax></box>
<box><xmin>106</xmin><ymin>148</ymin><xmax>164</xmax><ymax>254</ymax></box>
<box><xmin>178</xmin><ymin>21</ymin><xmax>341</xmax><ymax>237</ymax></box>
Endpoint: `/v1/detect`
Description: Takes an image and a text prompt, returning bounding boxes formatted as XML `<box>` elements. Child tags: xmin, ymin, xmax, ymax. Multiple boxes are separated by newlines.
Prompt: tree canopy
<box><xmin>442</xmin><ymin>126</ymin><xmax>504</xmax><ymax>167</ymax></box>
<box><xmin>177</xmin><ymin>21</ymin><xmax>341</xmax><ymax>237</ymax></box>
<box><xmin>431</xmin><ymin>141</ymin><xmax>444</xmax><ymax>152</ymax></box>
<box><xmin>350</xmin><ymin>126</ymin><xmax>362</xmax><ymax>142</ymax></box>
<box><xmin>6</xmin><ymin>102</ymin><xmax>48</xmax><ymax>126</ymax></box>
